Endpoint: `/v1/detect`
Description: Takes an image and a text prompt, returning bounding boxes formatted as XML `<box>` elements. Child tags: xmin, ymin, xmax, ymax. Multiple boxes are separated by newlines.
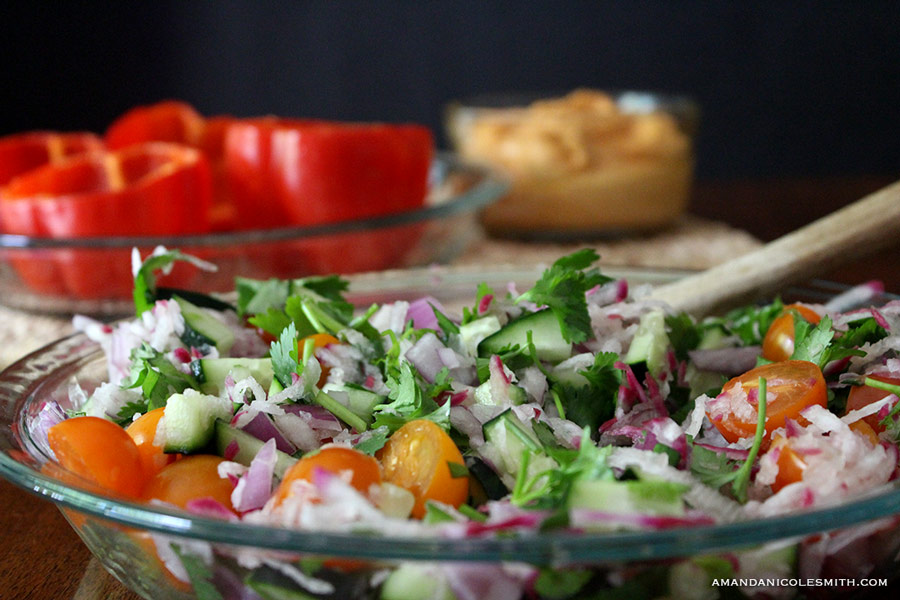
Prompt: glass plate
<box><xmin>0</xmin><ymin>153</ymin><xmax>507</xmax><ymax>317</ymax></box>
<box><xmin>1</xmin><ymin>266</ymin><xmax>898</xmax><ymax>599</ymax></box>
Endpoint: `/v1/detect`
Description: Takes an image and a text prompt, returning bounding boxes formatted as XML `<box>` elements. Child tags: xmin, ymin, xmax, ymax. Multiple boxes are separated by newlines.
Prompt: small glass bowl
<box><xmin>0</xmin><ymin>154</ymin><xmax>507</xmax><ymax>317</ymax></box>
<box><xmin>445</xmin><ymin>90</ymin><xmax>698</xmax><ymax>239</ymax></box>
<box><xmin>1</xmin><ymin>267</ymin><xmax>900</xmax><ymax>600</ymax></box>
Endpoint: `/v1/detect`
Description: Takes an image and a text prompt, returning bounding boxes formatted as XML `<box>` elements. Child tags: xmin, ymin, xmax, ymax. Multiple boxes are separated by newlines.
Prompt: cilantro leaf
<box><xmin>372</xmin><ymin>361</ymin><xmax>448</xmax><ymax>433</ymax></box>
<box><xmin>462</xmin><ymin>282</ymin><xmax>496</xmax><ymax>325</ymax></box>
<box><xmin>665</xmin><ymin>313</ymin><xmax>702</xmax><ymax>361</ymax></box>
<box><xmin>120</xmin><ymin>343</ymin><xmax>198</xmax><ymax>417</ymax></box>
<box><xmin>715</xmin><ymin>298</ymin><xmax>785</xmax><ymax>346</ymax></box>
<box><xmin>132</xmin><ymin>248</ymin><xmax>214</xmax><ymax>316</ymax></box>
<box><xmin>517</xmin><ymin>249</ymin><xmax>611</xmax><ymax>344</ymax></box>
<box><xmin>271</xmin><ymin>322</ymin><xmax>299</xmax><ymax>388</ymax></box>
<box><xmin>550</xmin><ymin>351</ymin><xmax>620</xmax><ymax>436</ymax></box>
<box><xmin>170</xmin><ymin>545</ymin><xmax>223</xmax><ymax>600</ymax></box>
<box><xmin>354</xmin><ymin>428</ymin><xmax>390</xmax><ymax>455</ymax></box>
<box><xmin>431</xmin><ymin>304</ymin><xmax>460</xmax><ymax>340</ymax></box>
<box><xmin>791</xmin><ymin>315</ymin><xmax>835</xmax><ymax>365</ymax></box>
<box><xmin>512</xmin><ymin>429</ymin><xmax>613</xmax><ymax>510</ymax></box>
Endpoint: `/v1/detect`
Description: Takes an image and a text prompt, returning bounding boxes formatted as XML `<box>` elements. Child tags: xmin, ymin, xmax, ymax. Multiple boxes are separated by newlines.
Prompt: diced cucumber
<box><xmin>213</xmin><ymin>420</ymin><xmax>297</xmax><ymax>479</ymax></box>
<box><xmin>175</xmin><ymin>295</ymin><xmax>235</xmax><ymax>354</ymax></box>
<box><xmin>458</xmin><ymin>314</ymin><xmax>501</xmax><ymax>357</ymax></box>
<box><xmin>190</xmin><ymin>357</ymin><xmax>275</xmax><ymax>395</ymax></box>
<box><xmin>473</xmin><ymin>380</ymin><xmax>526</xmax><ymax>406</ymax></box>
<box><xmin>480</xmin><ymin>409</ymin><xmax>557</xmax><ymax>489</ymax></box>
<box><xmin>268</xmin><ymin>376</ymin><xmax>285</xmax><ymax>396</ymax></box>
<box><xmin>477</xmin><ymin>308</ymin><xmax>570</xmax><ymax>363</ymax></box>
<box><xmin>321</xmin><ymin>383</ymin><xmax>386</xmax><ymax>425</ymax></box>
<box><xmin>381</xmin><ymin>564</ymin><xmax>456</xmax><ymax>600</ymax></box>
<box><xmin>466</xmin><ymin>456</ymin><xmax>508</xmax><ymax>502</ymax></box>
<box><xmin>161</xmin><ymin>389</ymin><xmax>233</xmax><ymax>454</ymax></box>
<box><xmin>624</xmin><ymin>309</ymin><xmax>669</xmax><ymax>376</ymax></box>
<box><xmin>567</xmin><ymin>478</ymin><xmax>688</xmax><ymax>517</ymax></box>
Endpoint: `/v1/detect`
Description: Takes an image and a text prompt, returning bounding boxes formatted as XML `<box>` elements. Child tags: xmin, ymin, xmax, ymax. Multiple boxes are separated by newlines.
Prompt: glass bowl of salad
<box><xmin>2</xmin><ymin>251</ymin><xmax>900</xmax><ymax>600</ymax></box>
<box><xmin>0</xmin><ymin>153</ymin><xmax>507</xmax><ymax>317</ymax></box>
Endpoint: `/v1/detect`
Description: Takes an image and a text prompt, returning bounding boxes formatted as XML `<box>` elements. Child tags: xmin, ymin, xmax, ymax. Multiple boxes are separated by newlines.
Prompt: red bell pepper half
<box><xmin>106</xmin><ymin>101</ymin><xmax>237</xmax><ymax>231</ymax></box>
<box><xmin>0</xmin><ymin>143</ymin><xmax>213</xmax><ymax>298</ymax></box>
<box><xmin>0</xmin><ymin>131</ymin><xmax>103</xmax><ymax>186</ymax></box>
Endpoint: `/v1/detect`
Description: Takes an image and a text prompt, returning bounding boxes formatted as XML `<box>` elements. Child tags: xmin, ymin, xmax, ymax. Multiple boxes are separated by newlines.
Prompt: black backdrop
<box><xmin>3</xmin><ymin>1</ymin><xmax>899</xmax><ymax>179</ymax></box>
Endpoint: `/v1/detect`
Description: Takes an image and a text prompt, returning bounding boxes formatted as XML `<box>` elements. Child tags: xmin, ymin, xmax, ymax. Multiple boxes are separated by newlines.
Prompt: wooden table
<box><xmin>0</xmin><ymin>176</ymin><xmax>897</xmax><ymax>599</ymax></box>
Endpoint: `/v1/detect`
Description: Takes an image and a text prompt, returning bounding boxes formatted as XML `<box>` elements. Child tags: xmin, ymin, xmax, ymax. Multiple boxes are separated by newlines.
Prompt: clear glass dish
<box><xmin>0</xmin><ymin>153</ymin><xmax>507</xmax><ymax>317</ymax></box>
<box><xmin>1</xmin><ymin>267</ymin><xmax>899</xmax><ymax>600</ymax></box>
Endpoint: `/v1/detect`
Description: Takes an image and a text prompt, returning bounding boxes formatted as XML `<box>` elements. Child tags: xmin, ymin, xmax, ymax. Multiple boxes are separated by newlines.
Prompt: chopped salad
<box><xmin>32</xmin><ymin>247</ymin><xmax>900</xmax><ymax>599</ymax></box>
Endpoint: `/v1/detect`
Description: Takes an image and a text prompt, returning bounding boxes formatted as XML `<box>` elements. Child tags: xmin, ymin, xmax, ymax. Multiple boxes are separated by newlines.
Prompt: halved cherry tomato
<box><xmin>761</xmin><ymin>304</ymin><xmax>822</xmax><ymax>362</ymax></box>
<box><xmin>0</xmin><ymin>131</ymin><xmax>103</xmax><ymax>186</ymax></box>
<box><xmin>47</xmin><ymin>416</ymin><xmax>147</xmax><ymax>499</ymax></box>
<box><xmin>768</xmin><ymin>419</ymin><xmax>879</xmax><ymax>493</ymax></box>
<box><xmin>378</xmin><ymin>419</ymin><xmax>468</xmax><ymax>518</ymax></box>
<box><xmin>223</xmin><ymin>118</ymin><xmax>433</xmax><ymax>230</ymax></box>
<box><xmin>849</xmin><ymin>419</ymin><xmax>881</xmax><ymax>446</ymax></box>
<box><xmin>143</xmin><ymin>454</ymin><xmax>236</xmax><ymax>513</ymax></box>
<box><xmin>272</xmin><ymin>445</ymin><xmax>382</xmax><ymax>506</ymax></box>
<box><xmin>845</xmin><ymin>373</ymin><xmax>900</xmax><ymax>433</ymax></box>
<box><xmin>768</xmin><ymin>436</ymin><xmax>808</xmax><ymax>493</ymax></box>
<box><xmin>125</xmin><ymin>407</ymin><xmax>179</xmax><ymax>477</ymax></box>
<box><xmin>707</xmin><ymin>360</ymin><xmax>827</xmax><ymax>444</ymax></box>
<box><xmin>0</xmin><ymin>143</ymin><xmax>212</xmax><ymax>298</ymax></box>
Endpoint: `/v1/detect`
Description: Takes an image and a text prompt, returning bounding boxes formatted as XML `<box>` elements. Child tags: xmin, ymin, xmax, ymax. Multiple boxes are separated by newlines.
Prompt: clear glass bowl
<box><xmin>2</xmin><ymin>267</ymin><xmax>900</xmax><ymax>599</ymax></box>
<box><xmin>0</xmin><ymin>153</ymin><xmax>507</xmax><ymax>317</ymax></box>
<box><xmin>445</xmin><ymin>90</ymin><xmax>698</xmax><ymax>239</ymax></box>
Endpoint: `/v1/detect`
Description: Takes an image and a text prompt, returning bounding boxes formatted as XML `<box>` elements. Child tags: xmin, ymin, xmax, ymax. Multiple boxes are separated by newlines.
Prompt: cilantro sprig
<box><xmin>690</xmin><ymin>377</ymin><xmax>767</xmax><ymax>503</ymax></box>
<box><xmin>516</xmin><ymin>249</ymin><xmax>612</xmax><ymax>344</ymax></box>
<box><xmin>118</xmin><ymin>342</ymin><xmax>199</xmax><ymax>422</ymax></box>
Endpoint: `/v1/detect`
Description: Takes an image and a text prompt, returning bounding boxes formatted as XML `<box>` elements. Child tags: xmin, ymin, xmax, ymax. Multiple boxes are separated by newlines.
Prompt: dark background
<box><xmin>2</xmin><ymin>1</ymin><xmax>899</xmax><ymax>180</ymax></box>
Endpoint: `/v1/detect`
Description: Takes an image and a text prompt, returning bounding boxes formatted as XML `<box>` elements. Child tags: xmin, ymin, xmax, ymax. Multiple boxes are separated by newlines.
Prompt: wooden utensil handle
<box><xmin>648</xmin><ymin>180</ymin><xmax>900</xmax><ymax>316</ymax></box>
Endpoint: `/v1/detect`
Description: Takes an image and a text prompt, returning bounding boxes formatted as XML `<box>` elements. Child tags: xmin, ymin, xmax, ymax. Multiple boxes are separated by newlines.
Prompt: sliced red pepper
<box><xmin>104</xmin><ymin>100</ymin><xmax>205</xmax><ymax>150</ymax></box>
<box><xmin>0</xmin><ymin>131</ymin><xmax>103</xmax><ymax>186</ymax></box>
<box><xmin>223</xmin><ymin>118</ymin><xmax>432</xmax><ymax>274</ymax></box>
<box><xmin>106</xmin><ymin>101</ymin><xmax>237</xmax><ymax>231</ymax></box>
<box><xmin>0</xmin><ymin>143</ymin><xmax>213</xmax><ymax>298</ymax></box>
<box><xmin>224</xmin><ymin>118</ymin><xmax>433</xmax><ymax>230</ymax></box>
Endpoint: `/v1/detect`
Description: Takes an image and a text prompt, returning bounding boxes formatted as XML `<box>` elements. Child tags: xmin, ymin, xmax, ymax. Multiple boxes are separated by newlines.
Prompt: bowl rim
<box><xmin>0</xmin><ymin>153</ymin><xmax>508</xmax><ymax>250</ymax></box>
<box><xmin>1</xmin><ymin>266</ymin><xmax>899</xmax><ymax>564</ymax></box>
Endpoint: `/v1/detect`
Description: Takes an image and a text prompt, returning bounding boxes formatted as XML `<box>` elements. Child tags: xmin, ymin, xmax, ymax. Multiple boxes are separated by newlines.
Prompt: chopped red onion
<box><xmin>237</xmin><ymin>411</ymin><xmax>296</xmax><ymax>454</ymax></box>
<box><xmin>232</xmin><ymin>438</ymin><xmax>277</xmax><ymax>512</ymax></box>
<box><xmin>688</xmin><ymin>346</ymin><xmax>761</xmax><ymax>376</ymax></box>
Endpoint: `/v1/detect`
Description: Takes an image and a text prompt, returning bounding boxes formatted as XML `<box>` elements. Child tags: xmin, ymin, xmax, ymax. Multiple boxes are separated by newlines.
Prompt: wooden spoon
<box><xmin>646</xmin><ymin>180</ymin><xmax>900</xmax><ymax>316</ymax></box>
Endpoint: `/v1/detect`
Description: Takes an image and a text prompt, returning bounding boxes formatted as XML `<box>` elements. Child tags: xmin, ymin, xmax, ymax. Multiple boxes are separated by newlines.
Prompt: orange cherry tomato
<box><xmin>0</xmin><ymin>131</ymin><xmax>103</xmax><ymax>186</ymax></box>
<box><xmin>378</xmin><ymin>419</ymin><xmax>469</xmax><ymax>519</ymax></box>
<box><xmin>845</xmin><ymin>374</ymin><xmax>900</xmax><ymax>433</ymax></box>
<box><xmin>272</xmin><ymin>445</ymin><xmax>382</xmax><ymax>506</ymax></box>
<box><xmin>125</xmin><ymin>408</ymin><xmax>179</xmax><ymax>477</ymax></box>
<box><xmin>761</xmin><ymin>304</ymin><xmax>822</xmax><ymax>362</ymax></box>
<box><xmin>143</xmin><ymin>454</ymin><xmax>236</xmax><ymax>513</ymax></box>
<box><xmin>768</xmin><ymin>437</ymin><xmax>808</xmax><ymax>493</ymax></box>
<box><xmin>849</xmin><ymin>419</ymin><xmax>881</xmax><ymax>446</ymax></box>
<box><xmin>707</xmin><ymin>360</ymin><xmax>827</xmax><ymax>444</ymax></box>
<box><xmin>47</xmin><ymin>416</ymin><xmax>147</xmax><ymax>499</ymax></box>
